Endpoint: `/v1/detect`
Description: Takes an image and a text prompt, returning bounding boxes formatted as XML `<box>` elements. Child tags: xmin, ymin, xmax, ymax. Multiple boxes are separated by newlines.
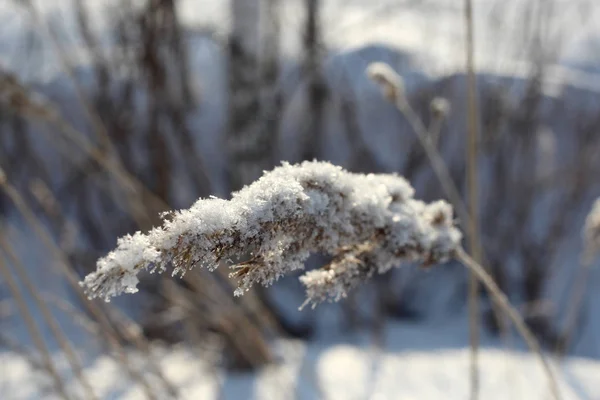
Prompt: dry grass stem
<box><xmin>455</xmin><ymin>248</ymin><xmax>561</xmax><ymax>400</ymax></box>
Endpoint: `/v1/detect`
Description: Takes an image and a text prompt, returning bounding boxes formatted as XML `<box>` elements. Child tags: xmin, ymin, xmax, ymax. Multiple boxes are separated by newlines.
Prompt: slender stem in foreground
<box><xmin>463</xmin><ymin>0</ymin><xmax>482</xmax><ymax>396</ymax></box>
<box><xmin>395</xmin><ymin>100</ymin><xmax>470</xmax><ymax>229</ymax></box>
<box><xmin>555</xmin><ymin>258</ymin><xmax>593</xmax><ymax>358</ymax></box>
<box><xmin>455</xmin><ymin>247</ymin><xmax>561</xmax><ymax>400</ymax></box>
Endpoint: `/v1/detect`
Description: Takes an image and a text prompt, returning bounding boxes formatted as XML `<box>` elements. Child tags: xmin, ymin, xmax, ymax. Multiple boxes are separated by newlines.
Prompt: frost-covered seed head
<box><xmin>366</xmin><ymin>62</ymin><xmax>405</xmax><ymax>105</ymax></box>
<box><xmin>81</xmin><ymin>161</ymin><xmax>462</xmax><ymax>305</ymax></box>
<box><xmin>430</xmin><ymin>97</ymin><xmax>451</xmax><ymax>118</ymax></box>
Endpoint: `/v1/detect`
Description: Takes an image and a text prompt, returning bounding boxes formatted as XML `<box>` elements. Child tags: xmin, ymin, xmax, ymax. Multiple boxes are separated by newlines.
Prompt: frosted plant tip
<box><xmin>430</xmin><ymin>97</ymin><xmax>451</xmax><ymax>118</ymax></box>
<box><xmin>366</xmin><ymin>62</ymin><xmax>405</xmax><ymax>104</ymax></box>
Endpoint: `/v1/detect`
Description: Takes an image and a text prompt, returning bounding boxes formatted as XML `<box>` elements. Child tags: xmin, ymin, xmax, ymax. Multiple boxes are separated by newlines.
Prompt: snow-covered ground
<box><xmin>3</xmin><ymin>321</ymin><xmax>600</xmax><ymax>400</ymax></box>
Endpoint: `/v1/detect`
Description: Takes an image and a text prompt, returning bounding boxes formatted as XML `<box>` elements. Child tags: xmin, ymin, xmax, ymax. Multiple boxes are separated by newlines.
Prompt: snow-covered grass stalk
<box><xmin>82</xmin><ymin>161</ymin><xmax>461</xmax><ymax>304</ymax></box>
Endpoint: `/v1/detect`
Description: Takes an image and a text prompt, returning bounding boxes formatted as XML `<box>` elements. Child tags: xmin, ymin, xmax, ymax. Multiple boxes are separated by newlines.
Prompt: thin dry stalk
<box><xmin>0</xmin><ymin>175</ymin><xmax>165</xmax><ymax>400</ymax></box>
<box><xmin>367</xmin><ymin>63</ymin><xmax>469</xmax><ymax>227</ymax></box>
<box><xmin>0</xmin><ymin>256</ymin><xmax>71</xmax><ymax>400</ymax></box>
<box><xmin>556</xmin><ymin>201</ymin><xmax>600</xmax><ymax>357</ymax></box>
<box><xmin>367</xmin><ymin>63</ymin><xmax>512</xmax><ymax>392</ymax></box>
<box><xmin>428</xmin><ymin>98</ymin><xmax>450</xmax><ymax>148</ymax></box>
<box><xmin>455</xmin><ymin>248</ymin><xmax>561</xmax><ymax>400</ymax></box>
<box><xmin>554</xmin><ymin>260</ymin><xmax>589</xmax><ymax>358</ymax></box>
<box><xmin>0</xmin><ymin>234</ymin><xmax>98</xmax><ymax>400</ymax></box>
<box><xmin>463</xmin><ymin>0</ymin><xmax>482</xmax><ymax>397</ymax></box>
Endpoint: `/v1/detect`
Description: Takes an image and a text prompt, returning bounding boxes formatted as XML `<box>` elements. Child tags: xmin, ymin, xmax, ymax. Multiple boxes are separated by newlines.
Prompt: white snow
<box><xmin>2</xmin><ymin>325</ymin><xmax>600</xmax><ymax>400</ymax></box>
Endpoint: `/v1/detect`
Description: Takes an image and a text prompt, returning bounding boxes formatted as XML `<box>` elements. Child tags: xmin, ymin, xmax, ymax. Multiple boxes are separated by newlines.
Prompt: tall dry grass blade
<box><xmin>428</xmin><ymin>97</ymin><xmax>451</xmax><ymax>148</ymax></box>
<box><xmin>0</xmin><ymin>256</ymin><xmax>71</xmax><ymax>400</ymax></box>
<box><xmin>555</xmin><ymin>261</ymin><xmax>590</xmax><ymax>358</ymax></box>
<box><xmin>367</xmin><ymin>62</ymin><xmax>513</xmax><ymax>397</ymax></box>
<box><xmin>366</xmin><ymin>62</ymin><xmax>469</xmax><ymax>227</ymax></box>
<box><xmin>0</xmin><ymin>233</ymin><xmax>98</xmax><ymax>400</ymax></box>
<box><xmin>455</xmin><ymin>248</ymin><xmax>561</xmax><ymax>400</ymax></box>
<box><xmin>556</xmin><ymin>199</ymin><xmax>600</xmax><ymax>357</ymax></box>
<box><xmin>463</xmin><ymin>0</ymin><xmax>482</xmax><ymax>397</ymax></box>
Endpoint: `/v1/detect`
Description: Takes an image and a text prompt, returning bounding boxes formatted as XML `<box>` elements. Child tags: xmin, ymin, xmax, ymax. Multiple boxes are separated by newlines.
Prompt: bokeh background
<box><xmin>1</xmin><ymin>0</ymin><xmax>600</xmax><ymax>398</ymax></box>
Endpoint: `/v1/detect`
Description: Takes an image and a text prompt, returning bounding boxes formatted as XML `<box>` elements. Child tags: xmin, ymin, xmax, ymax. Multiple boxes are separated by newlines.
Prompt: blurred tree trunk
<box><xmin>300</xmin><ymin>0</ymin><xmax>328</xmax><ymax>161</ymax></box>
<box><xmin>260</xmin><ymin>0</ymin><xmax>282</xmax><ymax>168</ymax></box>
<box><xmin>227</xmin><ymin>0</ymin><xmax>268</xmax><ymax>191</ymax></box>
